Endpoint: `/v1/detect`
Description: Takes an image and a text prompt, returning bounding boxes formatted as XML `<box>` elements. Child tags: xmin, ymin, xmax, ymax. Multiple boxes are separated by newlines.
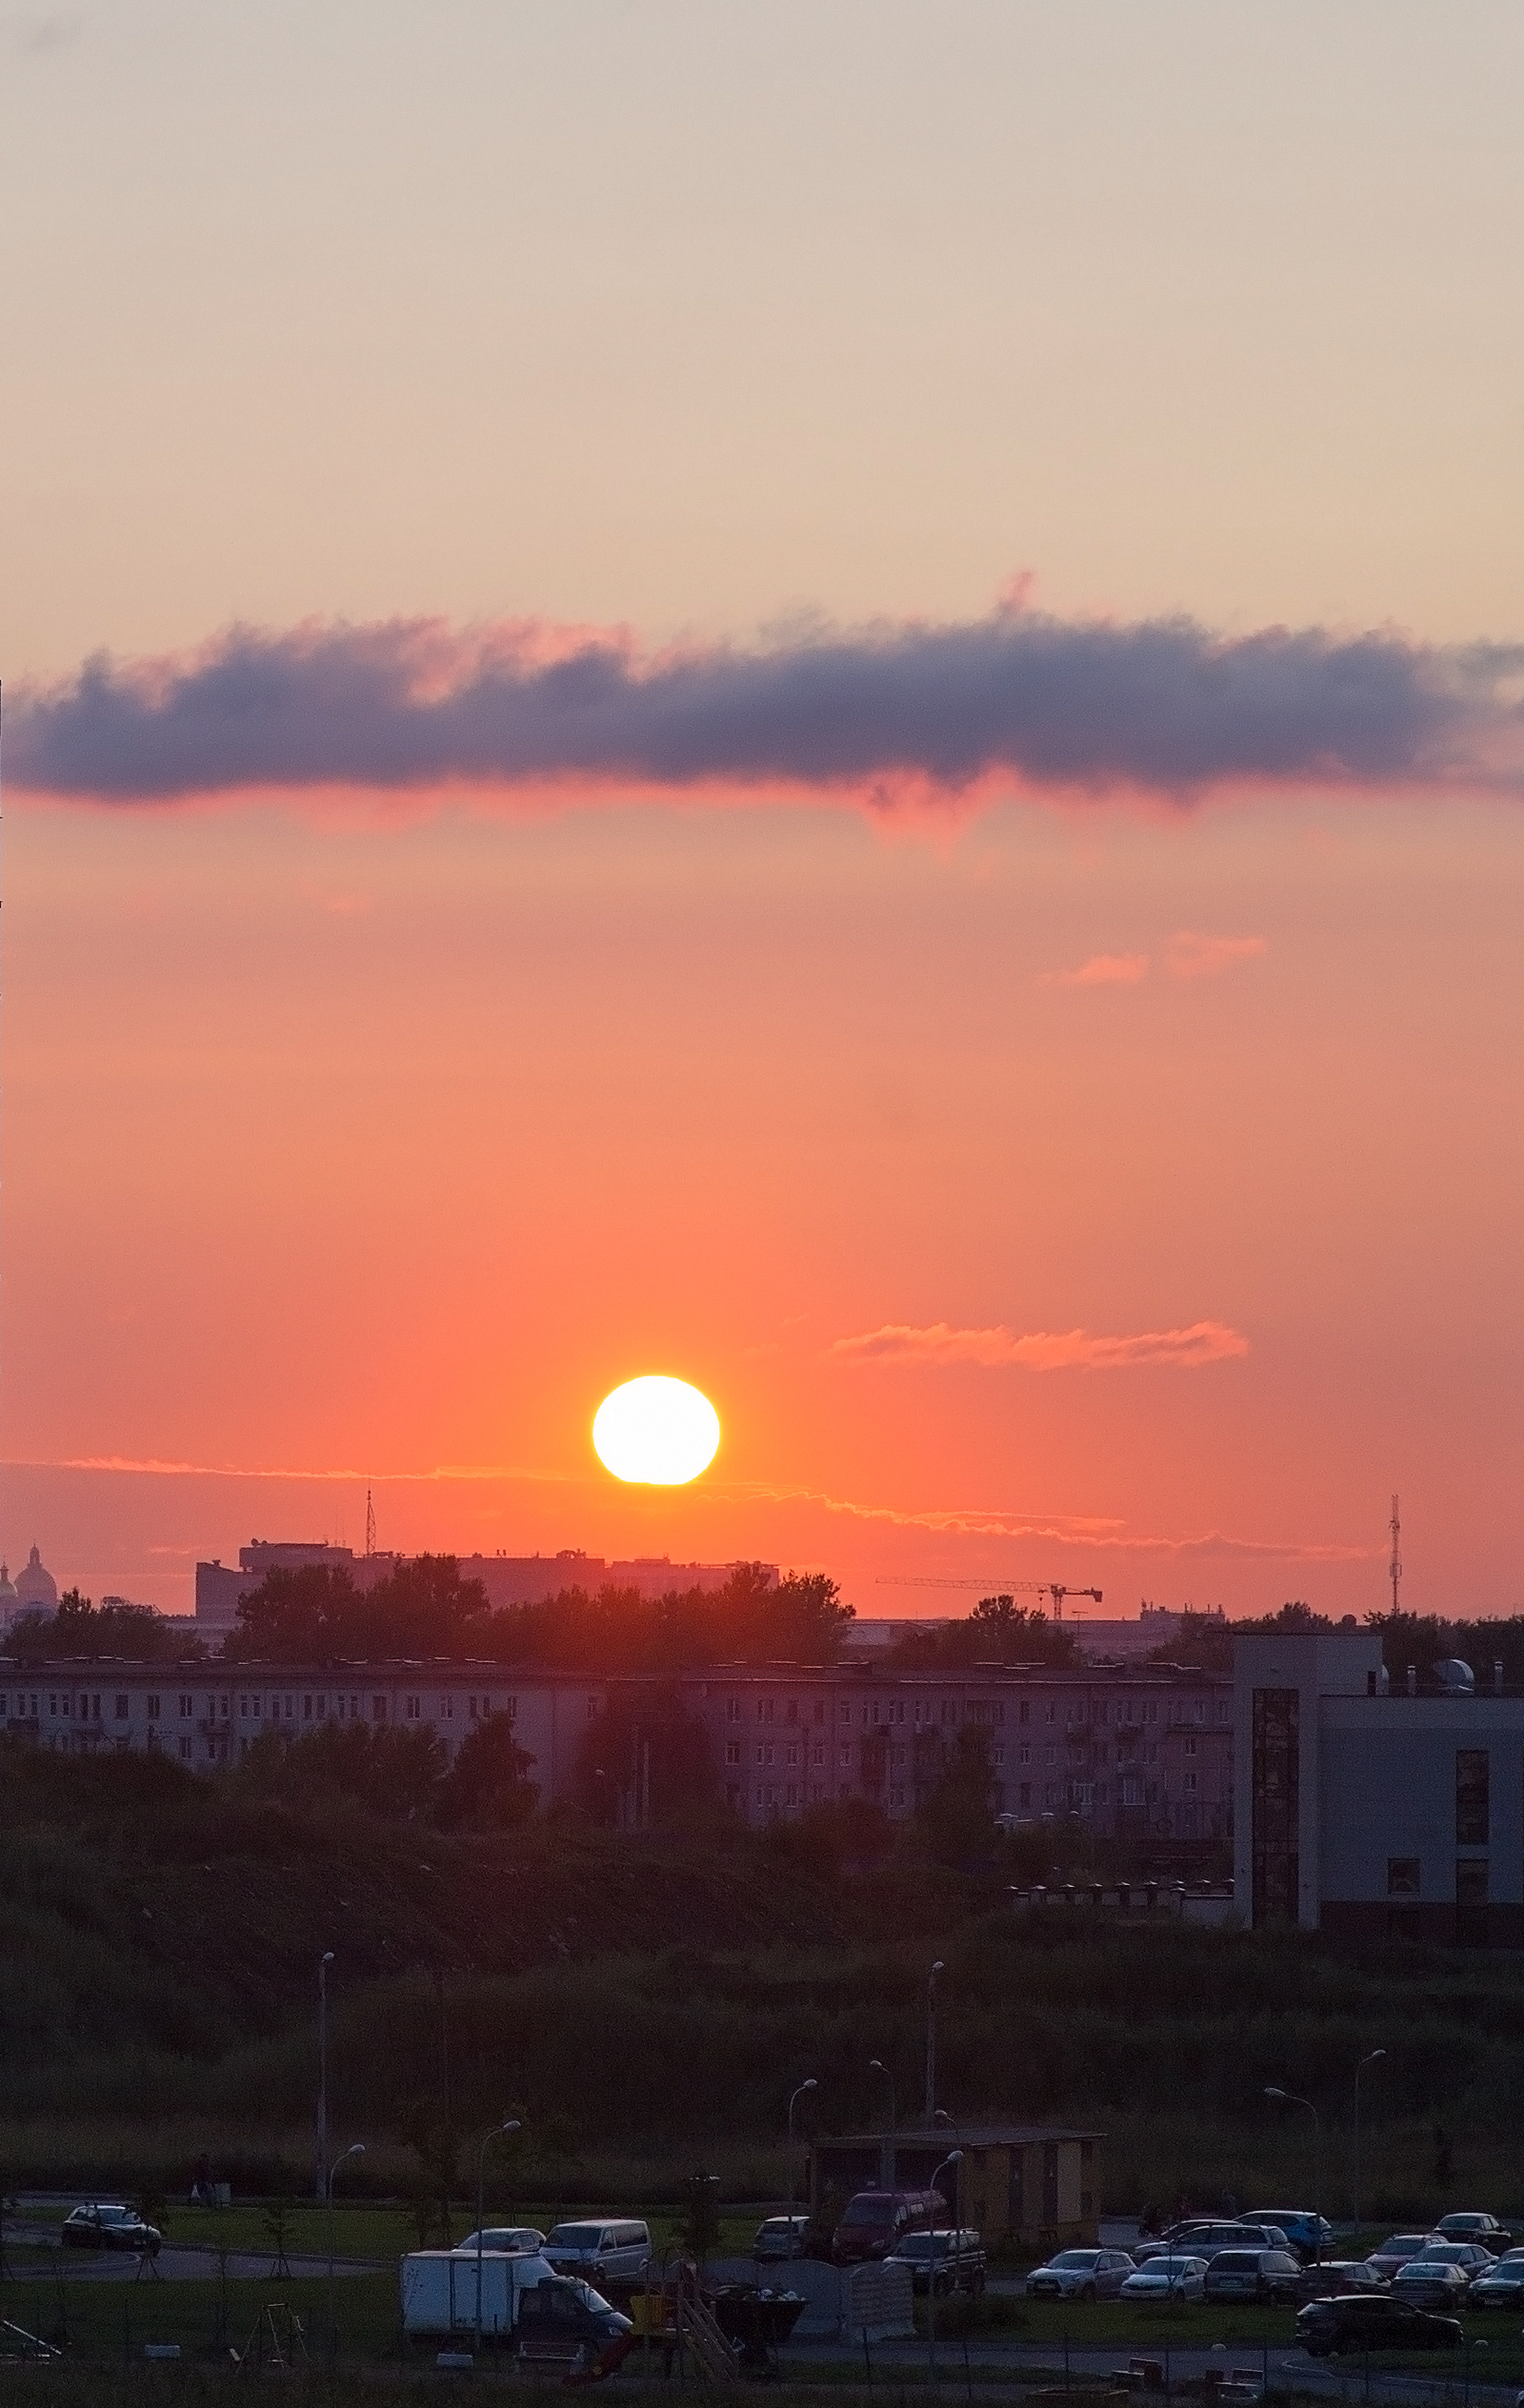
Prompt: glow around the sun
<box><xmin>592</xmin><ymin>1375</ymin><xmax>721</xmax><ymax>1485</ymax></box>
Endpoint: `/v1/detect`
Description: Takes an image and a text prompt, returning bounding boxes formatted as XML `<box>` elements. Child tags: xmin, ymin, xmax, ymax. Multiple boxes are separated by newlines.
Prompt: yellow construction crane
<box><xmin>874</xmin><ymin>1577</ymin><xmax>1102</xmax><ymax>1622</ymax></box>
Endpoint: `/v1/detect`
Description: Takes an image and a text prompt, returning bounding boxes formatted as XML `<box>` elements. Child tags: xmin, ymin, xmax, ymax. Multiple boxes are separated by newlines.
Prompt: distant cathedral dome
<box><xmin>14</xmin><ymin>1544</ymin><xmax>58</xmax><ymax>1611</ymax></box>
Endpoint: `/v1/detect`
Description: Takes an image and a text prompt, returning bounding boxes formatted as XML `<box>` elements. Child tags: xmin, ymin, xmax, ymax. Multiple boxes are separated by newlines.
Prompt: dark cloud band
<box><xmin>7</xmin><ymin>606</ymin><xmax>1519</xmax><ymax>804</ymax></box>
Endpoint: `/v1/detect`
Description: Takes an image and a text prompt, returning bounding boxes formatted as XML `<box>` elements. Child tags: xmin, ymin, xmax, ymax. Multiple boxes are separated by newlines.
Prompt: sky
<box><xmin>2</xmin><ymin>2</ymin><xmax>1522</xmax><ymax>1621</ymax></box>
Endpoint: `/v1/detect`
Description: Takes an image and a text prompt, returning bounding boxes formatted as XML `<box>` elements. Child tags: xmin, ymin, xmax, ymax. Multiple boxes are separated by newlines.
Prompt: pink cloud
<box><xmin>1042</xmin><ymin>951</ymin><xmax>1151</xmax><ymax>988</ymax></box>
<box><xmin>827</xmin><ymin>1319</ymin><xmax>1251</xmax><ymax>1370</ymax></box>
<box><xmin>1165</xmin><ymin>931</ymin><xmax>1268</xmax><ymax>980</ymax></box>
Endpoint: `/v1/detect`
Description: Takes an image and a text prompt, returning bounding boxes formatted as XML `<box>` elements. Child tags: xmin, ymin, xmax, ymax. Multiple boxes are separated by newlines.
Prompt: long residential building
<box><xmin>0</xmin><ymin>1655</ymin><xmax>1231</xmax><ymax>1839</ymax></box>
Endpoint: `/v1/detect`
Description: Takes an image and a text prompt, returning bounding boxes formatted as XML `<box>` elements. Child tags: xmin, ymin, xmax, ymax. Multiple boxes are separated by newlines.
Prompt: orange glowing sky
<box><xmin>2</xmin><ymin>5</ymin><xmax>1521</xmax><ymax>1619</ymax></box>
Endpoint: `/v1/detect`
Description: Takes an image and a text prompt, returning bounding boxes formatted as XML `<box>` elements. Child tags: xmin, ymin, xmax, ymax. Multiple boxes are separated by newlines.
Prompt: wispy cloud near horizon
<box><xmin>8</xmin><ymin>599</ymin><xmax>1523</xmax><ymax>811</ymax></box>
<box><xmin>828</xmin><ymin>1320</ymin><xmax>1251</xmax><ymax>1371</ymax></box>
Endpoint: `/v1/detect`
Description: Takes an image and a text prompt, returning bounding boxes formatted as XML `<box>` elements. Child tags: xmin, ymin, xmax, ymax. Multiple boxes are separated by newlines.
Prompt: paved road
<box><xmin>4</xmin><ymin>2238</ymin><xmax>381</xmax><ymax>2285</ymax></box>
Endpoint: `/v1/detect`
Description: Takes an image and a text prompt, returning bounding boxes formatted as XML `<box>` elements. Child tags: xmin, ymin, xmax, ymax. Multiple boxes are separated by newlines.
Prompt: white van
<box><xmin>401</xmin><ymin>2249</ymin><xmax>556</xmax><ymax>2338</ymax></box>
<box><xmin>542</xmin><ymin>2220</ymin><xmax>652</xmax><ymax>2286</ymax></box>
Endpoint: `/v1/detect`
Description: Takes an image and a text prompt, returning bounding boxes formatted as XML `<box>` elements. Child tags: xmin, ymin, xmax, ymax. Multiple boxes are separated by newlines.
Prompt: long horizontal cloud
<box><xmin>828</xmin><ymin>1320</ymin><xmax>1250</xmax><ymax>1370</ymax></box>
<box><xmin>6</xmin><ymin>601</ymin><xmax>1522</xmax><ymax>807</ymax></box>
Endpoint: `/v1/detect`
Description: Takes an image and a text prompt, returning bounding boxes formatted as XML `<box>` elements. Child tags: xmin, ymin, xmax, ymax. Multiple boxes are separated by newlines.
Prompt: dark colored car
<box><xmin>62</xmin><ymin>2204</ymin><xmax>162</xmax><ymax>2256</ymax></box>
<box><xmin>1204</xmin><ymin>2248</ymin><xmax>1304</xmax><ymax>2304</ymax></box>
<box><xmin>1298</xmin><ymin>2260</ymin><xmax>1389</xmax><ymax>2302</ymax></box>
<box><xmin>1468</xmin><ymin>2258</ymin><xmax>1524</xmax><ymax>2311</ymax></box>
<box><xmin>1366</xmin><ymin>2234</ymin><xmax>1434</xmax><ymax>2280</ymax></box>
<box><xmin>1295</xmin><ymin>2295</ymin><xmax>1463</xmax><ymax>2358</ymax></box>
<box><xmin>888</xmin><ymin>2230</ymin><xmax>988</xmax><ymax>2297</ymax></box>
<box><xmin>832</xmin><ymin>2191</ymin><xmax>948</xmax><ymax>2265</ymax></box>
<box><xmin>514</xmin><ymin>2277</ymin><xmax>632</xmax><ymax>2371</ymax></box>
<box><xmin>1434</xmin><ymin>2213</ymin><xmax>1512</xmax><ymax>2250</ymax></box>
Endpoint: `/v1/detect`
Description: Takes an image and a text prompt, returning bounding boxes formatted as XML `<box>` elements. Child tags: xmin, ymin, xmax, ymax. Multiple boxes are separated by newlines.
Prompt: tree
<box><xmin>575</xmin><ymin>1687</ymin><xmax>720</xmax><ymax>1827</ymax></box>
<box><xmin>437</xmin><ymin>1716</ymin><xmax>538</xmax><ymax>1831</ymax></box>
<box><xmin>918</xmin><ymin>1727</ymin><xmax>998</xmax><ymax>1863</ymax></box>
<box><xmin>8</xmin><ymin>1589</ymin><xmax>192</xmax><ymax>1662</ymax></box>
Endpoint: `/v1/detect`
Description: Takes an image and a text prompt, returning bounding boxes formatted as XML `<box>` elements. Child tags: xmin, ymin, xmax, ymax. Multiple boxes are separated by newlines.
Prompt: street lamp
<box><xmin>1265</xmin><ymin>2088</ymin><xmax>1323</xmax><ymax>2259</ymax></box>
<box><xmin>1353</xmin><ymin>2050</ymin><xmax>1387</xmax><ymax>2239</ymax></box>
<box><xmin>326</xmin><ymin>2141</ymin><xmax>364</xmax><ymax>2364</ymax></box>
<box><xmin>788</xmin><ymin>2080</ymin><xmax>818</xmax><ymax>2223</ymax></box>
<box><xmin>316</xmin><ymin>1951</ymin><xmax>335</xmax><ymax>2202</ymax></box>
<box><xmin>870</xmin><ymin>2059</ymin><xmax>897</xmax><ymax>2142</ymax></box>
<box><xmin>925</xmin><ymin>1960</ymin><xmax>946</xmax><ymax>2126</ymax></box>
<box><xmin>927</xmin><ymin>2149</ymin><xmax>964</xmax><ymax>2388</ymax></box>
<box><xmin>474</xmin><ymin>2117</ymin><xmax>522</xmax><ymax>2353</ymax></box>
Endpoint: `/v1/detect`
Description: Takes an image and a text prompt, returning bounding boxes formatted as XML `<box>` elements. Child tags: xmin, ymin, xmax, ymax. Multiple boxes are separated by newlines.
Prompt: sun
<box><xmin>592</xmin><ymin>1375</ymin><xmax>721</xmax><ymax>1485</ymax></box>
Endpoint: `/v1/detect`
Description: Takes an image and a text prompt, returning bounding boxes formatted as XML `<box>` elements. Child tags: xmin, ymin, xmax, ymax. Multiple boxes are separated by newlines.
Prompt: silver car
<box><xmin>1025</xmin><ymin>2248</ymin><xmax>1134</xmax><ymax>2301</ymax></box>
<box><xmin>1119</xmin><ymin>2256</ymin><xmax>1208</xmax><ymax>2303</ymax></box>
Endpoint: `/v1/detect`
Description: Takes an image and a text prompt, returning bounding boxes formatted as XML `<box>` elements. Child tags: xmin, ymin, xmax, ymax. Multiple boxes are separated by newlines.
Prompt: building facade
<box><xmin>1234</xmin><ymin>1631</ymin><xmax>1524</xmax><ymax>1943</ymax></box>
<box><xmin>811</xmin><ymin>2126</ymin><xmax>1102</xmax><ymax>2247</ymax></box>
<box><xmin>2</xmin><ymin>1653</ymin><xmax>1230</xmax><ymax>1838</ymax></box>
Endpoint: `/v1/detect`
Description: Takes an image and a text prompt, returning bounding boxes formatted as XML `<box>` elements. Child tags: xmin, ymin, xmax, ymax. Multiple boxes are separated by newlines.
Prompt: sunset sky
<box><xmin>3</xmin><ymin>3</ymin><xmax>1521</xmax><ymax>1620</ymax></box>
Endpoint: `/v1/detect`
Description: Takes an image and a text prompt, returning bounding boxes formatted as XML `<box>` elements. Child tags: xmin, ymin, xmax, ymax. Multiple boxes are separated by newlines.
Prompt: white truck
<box><xmin>400</xmin><ymin>2248</ymin><xmax>557</xmax><ymax>2341</ymax></box>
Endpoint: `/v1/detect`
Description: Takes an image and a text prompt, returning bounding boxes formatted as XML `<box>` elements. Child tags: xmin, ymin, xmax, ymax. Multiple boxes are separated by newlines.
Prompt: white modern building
<box><xmin>1234</xmin><ymin>1630</ymin><xmax>1524</xmax><ymax>1943</ymax></box>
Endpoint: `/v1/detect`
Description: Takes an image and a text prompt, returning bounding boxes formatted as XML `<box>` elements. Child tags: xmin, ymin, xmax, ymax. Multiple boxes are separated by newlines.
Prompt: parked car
<box><xmin>1296</xmin><ymin>2295</ymin><xmax>1463</xmax><ymax>2358</ymax></box>
<box><xmin>832</xmin><ymin>2191</ymin><xmax>948</xmax><ymax>2265</ymax></box>
<box><xmin>1119</xmin><ymin>2256</ymin><xmax>1209</xmax><ymax>2303</ymax></box>
<box><xmin>752</xmin><ymin>2216</ymin><xmax>810</xmax><ymax>2262</ymax></box>
<box><xmin>1391</xmin><ymin>2258</ymin><xmax>1473</xmax><ymax>2310</ymax></box>
<box><xmin>1298</xmin><ymin>2260</ymin><xmax>1389</xmax><ymax>2302</ymax></box>
<box><xmin>1135</xmin><ymin>2221</ymin><xmax>1291</xmax><ymax>2264</ymax></box>
<box><xmin>61</xmin><ymin>2204</ymin><xmax>162</xmax><ymax>2257</ymax></box>
<box><xmin>454</xmin><ymin>2228</ymin><xmax>546</xmax><ymax>2256</ymax></box>
<box><xmin>515</xmin><ymin>2276</ymin><xmax>633</xmax><ymax>2372</ymax></box>
<box><xmin>1468</xmin><ymin>2258</ymin><xmax>1524</xmax><ymax>2311</ymax></box>
<box><xmin>1434</xmin><ymin>2213</ymin><xmax>1512</xmax><ymax>2251</ymax></box>
<box><xmin>1244</xmin><ymin>2210</ymin><xmax>1334</xmax><ymax>2264</ymax></box>
<box><xmin>1203</xmin><ymin>2248</ymin><xmax>1304</xmax><ymax>2304</ymax></box>
<box><xmin>889</xmin><ymin>2230</ymin><xmax>987</xmax><ymax>2297</ymax></box>
<box><xmin>1024</xmin><ymin>2248</ymin><xmax>1134</xmax><ymax>2302</ymax></box>
<box><xmin>542</xmin><ymin>2220</ymin><xmax>652</xmax><ymax>2286</ymax></box>
<box><xmin>1366</xmin><ymin>2234</ymin><xmax>1436</xmax><ymax>2280</ymax></box>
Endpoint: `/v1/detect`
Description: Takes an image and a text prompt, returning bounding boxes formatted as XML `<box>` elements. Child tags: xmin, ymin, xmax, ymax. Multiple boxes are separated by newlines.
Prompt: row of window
<box><xmin>1</xmin><ymin>1690</ymin><xmax>514</xmax><ymax>1729</ymax></box>
<box><xmin>726</xmin><ymin>1692</ymin><xmax>1217</xmax><ymax>1729</ymax></box>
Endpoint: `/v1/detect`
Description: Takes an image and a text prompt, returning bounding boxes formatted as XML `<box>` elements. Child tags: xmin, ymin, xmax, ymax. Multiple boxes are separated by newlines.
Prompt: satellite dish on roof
<box><xmin>1435</xmin><ymin>1658</ymin><xmax>1474</xmax><ymax>1695</ymax></box>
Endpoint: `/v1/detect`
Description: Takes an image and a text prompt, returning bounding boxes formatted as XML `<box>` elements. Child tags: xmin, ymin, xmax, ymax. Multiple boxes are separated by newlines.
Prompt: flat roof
<box><xmin>820</xmin><ymin>2126</ymin><xmax>1105</xmax><ymax>2148</ymax></box>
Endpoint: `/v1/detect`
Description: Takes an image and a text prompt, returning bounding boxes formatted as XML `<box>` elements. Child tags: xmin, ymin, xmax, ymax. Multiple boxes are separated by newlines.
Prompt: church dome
<box><xmin>14</xmin><ymin>1544</ymin><xmax>58</xmax><ymax>1611</ymax></box>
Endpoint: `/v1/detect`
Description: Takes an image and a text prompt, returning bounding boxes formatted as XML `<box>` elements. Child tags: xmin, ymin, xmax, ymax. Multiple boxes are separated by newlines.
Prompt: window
<box><xmin>1019</xmin><ymin>1744</ymin><xmax>1031</xmax><ymax>1766</ymax></box>
<box><xmin>786</xmin><ymin>1698</ymin><xmax>797</xmax><ymax>1724</ymax></box>
<box><xmin>727</xmin><ymin>1697</ymin><xmax>741</xmax><ymax>1722</ymax></box>
<box><xmin>178</xmin><ymin>1736</ymin><xmax>191</xmax><ymax>1761</ymax></box>
<box><xmin>839</xmin><ymin>1702</ymin><xmax>852</xmax><ymax>1723</ymax></box>
<box><xmin>812</xmin><ymin>1743</ymin><xmax>824</xmax><ymax>1767</ymax></box>
<box><xmin>725</xmin><ymin>1741</ymin><xmax>741</xmax><ymax>1766</ymax></box>
<box><xmin>316</xmin><ymin>1695</ymin><xmax>327</xmax><ymax>1719</ymax></box>
<box><xmin>147</xmin><ymin>1696</ymin><xmax>160</xmax><ymax>1720</ymax></box>
<box><xmin>1044</xmin><ymin>1702</ymin><xmax>1055</xmax><ymax>1725</ymax></box>
<box><xmin>786</xmin><ymin>1782</ymin><xmax>800</xmax><ymax>1805</ymax></box>
<box><xmin>1456</xmin><ymin>1750</ymin><xmax>1490</xmax><ymax>1846</ymax></box>
<box><xmin>179</xmin><ymin>1695</ymin><xmax>193</xmax><ymax>1718</ymax></box>
<box><xmin>304</xmin><ymin>1696</ymin><xmax>313</xmax><ymax>1721</ymax></box>
<box><xmin>993</xmin><ymin>1745</ymin><xmax>1006</xmax><ymax>1768</ymax></box>
<box><xmin>586</xmin><ymin>1696</ymin><xmax>598</xmax><ymax>1719</ymax></box>
<box><xmin>1185</xmin><ymin>1736</ymin><xmax>1197</xmax><ymax>1757</ymax></box>
<box><xmin>755</xmin><ymin>1745</ymin><xmax>765</xmax><ymax>1767</ymax></box>
<box><xmin>1018</xmin><ymin>1700</ymin><xmax>1030</xmax><ymax>1725</ymax></box>
<box><xmin>1018</xmin><ymin>1782</ymin><xmax>1032</xmax><ymax>1808</ymax></box>
<box><xmin>1045</xmin><ymin>1746</ymin><xmax>1055</xmax><ymax>1766</ymax></box>
<box><xmin>1387</xmin><ymin>1857</ymin><xmax>1420</xmax><ymax>1896</ymax></box>
<box><xmin>114</xmin><ymin>1696</ymin><xmax>129</xmax><ymax>1721</ymax></box>
<box><xmin>1184</xmin><ymin>1772</ymin><xmax>1197</xmax><ymax>1796</ymax></box>
<box><xmin>786</xmin><ymin>1743</ymin><xmax>799</xmax><ymax>1768</ymax></box>
<box><xmin>406</xmin><ymin>1696</ymin><xmax>421</xmax><ymax>1722</ymax></box>
<box><xmin>839</xmin><ymin>1745</ymin><xmax>851</xmax><ymax>1769</ymax></box>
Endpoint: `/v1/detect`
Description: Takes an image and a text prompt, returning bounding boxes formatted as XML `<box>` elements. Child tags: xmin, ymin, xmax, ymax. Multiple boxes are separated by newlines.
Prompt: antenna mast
<box><xmin>1389</xmin><ymin>1494</ymin><xmax>1401</xmax><ymax>1614</ymax></box>
<box><xmin>365</xmin><ymin>1488</ymin><xmax>376</xmax><ymax>1559</ymax></box>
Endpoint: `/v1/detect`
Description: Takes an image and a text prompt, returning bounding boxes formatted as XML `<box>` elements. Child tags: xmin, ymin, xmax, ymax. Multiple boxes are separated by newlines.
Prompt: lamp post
<box><xmin>474</xmin><ymin>2117</ymin><xmax>522</xmax><ymax>2353</ymax></box>
<box><xmin>1265</xmin><ymin>2088</ymin><xmax>1323</xmax><ymax>2260</ymax></box>
<box><xmin>927</xmin><ymin>2149</ymin><xmax>963</xmax><ymax>2388</ymax></box>
<box><xmin>1353</xmin><ymin>2050</ymin><xmax>1386</xmax><ymax>2240</ymax></box>
<box><xmin>788</xmin><ymin>2079</ymin><xmax>818</xmax><ymax>2224</ymax></box>
<box><xmin>326</xmin><ymin>2141</ymin><xmax>364</xmax><ymax>2364</ymax></box>
<box><xmin>316</xmin><ymin>1951</ymin><xmax>335</xmax><ymax>2202</ymax></box>
<box><xmin>925</xmin><ymin>1960</ymin><xmax>946</xmax><ymax>2126</ymax></box>
<box><xmin>870</xmin><ymin>2059</ymin><xmax>897</xmax><ymax>2144</ymax></box>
